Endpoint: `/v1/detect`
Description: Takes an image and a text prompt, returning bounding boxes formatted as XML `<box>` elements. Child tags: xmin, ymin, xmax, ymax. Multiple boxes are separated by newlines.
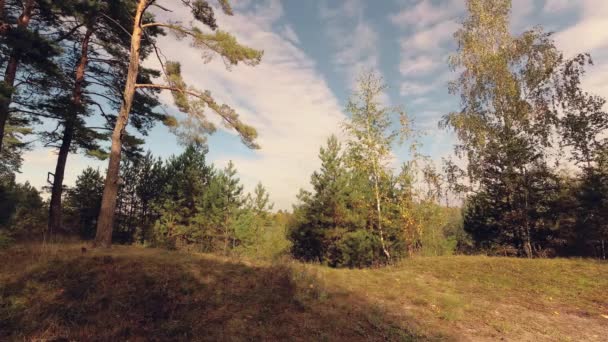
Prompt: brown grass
<box><xmin>1</xmin><ymin>243</ymin><xmax>606</xmax><ymax>341</ymax></box>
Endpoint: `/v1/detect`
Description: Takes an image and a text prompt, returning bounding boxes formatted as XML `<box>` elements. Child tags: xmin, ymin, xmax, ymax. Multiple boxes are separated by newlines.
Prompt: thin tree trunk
<box><xmin>0</xmin><ymin>0</ymin><xmax>33</xmax><ymax>152</ymax></box>
<box><xmin>48</xmin><ymin>27</ymin><xmax>94</xmax><ymax>237</ymax></box>
<box><xmin>522</xmin><ymin>170</ymin><xmax>533</xmax><ymax>258</ymax></box>
<box><xmin>373</xmin><ymin>168</ymin><xmax>391</xmax><ymax>261</ymax></box>
<box><xmin>362</xmin><ymin>97</ymin><xmax>391</xmax><ymax>262</ymax></box>
<box><xmin>0</xmin><ymin>0</ymin><xmax>8</xmax><ymax>35</ymax></box>
<box><xmin>94</xmin><ymin>0</ymin><xmax>147</xmax><ymax>248</ymax></box>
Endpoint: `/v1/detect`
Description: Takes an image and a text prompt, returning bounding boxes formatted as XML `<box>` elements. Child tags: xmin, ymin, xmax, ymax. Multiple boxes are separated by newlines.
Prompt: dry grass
<box><xmin>1</xmin><ymin>243</ymin><xmax>606</xmax><ymax>341</ymax></box>
<box><xmin>313</xmin><ymin>256</ymin><xmax>608</xmax><ymax>341</ymax></box>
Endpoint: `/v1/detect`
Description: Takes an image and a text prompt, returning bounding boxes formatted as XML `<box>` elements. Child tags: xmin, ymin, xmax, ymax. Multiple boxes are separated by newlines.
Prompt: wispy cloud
<box><xmin>392</xmin><ymin>0</ymin><xmax>462</xmax><ymax>90</ymax></box>
<box><xmin>390</xmin><ymin>0</ymin><xmax>462</xmax><ymax>29</ymax></box>
<box><xmin>152</xmin><ymin>0</ymin><xmax>345</xmax><ymax>209</ymax></box>
<box><xmin>320</xmin><ymin>0</ymin><xmax>382</xmax><ymax>89</ymax></box>
<box><xmin>543</xmin><ymin>0</ymin><xmax>574</xmax><ymax>13</ymax></box>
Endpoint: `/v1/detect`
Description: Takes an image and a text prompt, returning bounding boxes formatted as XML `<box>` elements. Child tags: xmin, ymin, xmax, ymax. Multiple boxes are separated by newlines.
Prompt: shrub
<box><xmin>336</xmin><ymin>230</ymin><xmax>381</xmax><ymax>268</ymax></box>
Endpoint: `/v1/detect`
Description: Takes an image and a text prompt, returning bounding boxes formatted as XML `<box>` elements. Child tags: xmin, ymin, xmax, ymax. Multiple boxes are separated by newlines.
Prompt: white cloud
<box><xmin>400</xmin><ymin>70</ymin><xmax>452</xmax><ymax>96</ymax></box>
<box><xmin>543</xmin><ymin>0</ymin><xmax>574</xmax><ymax>13</ymax></box>
<box><xmin>390</xmin><ymin>0</ymin><xmax>463</xmax><ymax>29</ymax></box>
<box><xmin>552</xmin><ymin>0</ymin><xmax>608</xmax><ymax>104</ymax></box>
<box><xmin>510</xmin><ymin>0</ymin><xmax>538</xmax><ymax>30</ymax></box>
<box><xmin>402</xmin><ymin>20</ymin><xmax>459</xmax><ymax>52</ymax></box>
<box><xmin>320</xmin><ymin>0</ymin><xmax>382</xmax><ymax>89</ymax></box>
<box><xmin>150</xmin><ymin>0</ymin><xmax>345</xmax><ymax>209</ymax></box>
<box><xmin>16</xmin><ymin>149</ymin><xmax>106</xmax><ymax>198</ymax></box>
<box><xmin>280</xmin><ymin>25</ymin><xmax>300</xmax><ymax>45</ymax></box>
<box><xmin>399</xmin><ymin>56</ymin><xmax>437</xmax><ymax>75</ymax></box>
<box><xmin>392</xmin><ymin>0</ymin><xmax>461</xmax><ymax>92</ymax></box>
<box><xmin>554</xmin><ymin>8</ymin><xmax>608</xmax><ymax>57</ymax></box>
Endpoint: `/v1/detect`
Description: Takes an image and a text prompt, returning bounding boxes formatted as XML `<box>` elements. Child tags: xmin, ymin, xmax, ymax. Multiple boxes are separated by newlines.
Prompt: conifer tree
<box><xmin>44</xmin><ymin>0</ymin><xmax>166</xmax><ymax>237</ymax></box>
<box><xmin>152</xmin><ymin>144</ymin><xmax>215</xmax><ymax>248</ymax></box>
<box><xmin>291</xmin><ymin>136</ymin><xmax>348</xmax><ymax>261</ymax></box>
<box><xmin>95</xmin><ymin>0</ymin><xmax>263</xmax><ymax>247</ymax></box>
<box><xmin>214</xmin><ymin>161</ymin><xmax>244</xmax><ymax>253</ymax></box>
<box><xmin>64</xmin><ymin>167</ymin><xmax>104</xmax><ymax>239</ymax></box>
<box><xmin>0</xmin><ymin>0</ymin><xmax>59</xmax><ymax>152</ymax></box>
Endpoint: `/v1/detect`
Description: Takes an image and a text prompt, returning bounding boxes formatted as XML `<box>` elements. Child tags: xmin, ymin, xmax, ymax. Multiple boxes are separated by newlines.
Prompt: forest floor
<box><xmin>1</xmin><ymin>243</ymin><xmax>607</xmax><ymax>341</ymax></box>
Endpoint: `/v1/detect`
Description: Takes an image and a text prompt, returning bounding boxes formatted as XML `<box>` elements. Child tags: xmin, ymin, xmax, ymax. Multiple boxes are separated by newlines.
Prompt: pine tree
<box><xmin>44</xmin><ymin>0</ymin><xmax>167</xmax><ymax>237</ymax></box>
<box><xmin>234</xmin><ymin>181</ymin><xmax>273</xmax><ymax>254</ymax></box>
<box><xmin>94</xmin><ymin>0</ymin><xmax>263</xmax><ymax>248</ymax></box>
<box><xmin>64</xmin><ymin>167</ymin><xmax>104</xmax><ymax>239</ymax></box>
<box><xmin>152</xmin><ymin>144</ymin><xmax>215</xmax><ymax>249</ymax></box>
<box><xmin>0</xmin><ymin>0</ymin><xmax>60</xmax><ymax>152</ymax></box>
<box><xmin>289</xmin><ymin>135</ymin><xmax>370</xmax><ymax>265</ymax></box>
<box><xmin>215</xmin><ymin>161</ymin><xmax>244</xmax><ymax>253</ymax></box>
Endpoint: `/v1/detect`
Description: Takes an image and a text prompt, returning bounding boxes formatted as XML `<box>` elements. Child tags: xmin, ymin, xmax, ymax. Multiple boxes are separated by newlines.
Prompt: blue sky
<box><xmin>17</xmin><ymin>0</ymin><xmax>608</xmax><ymax>210</ymax></box>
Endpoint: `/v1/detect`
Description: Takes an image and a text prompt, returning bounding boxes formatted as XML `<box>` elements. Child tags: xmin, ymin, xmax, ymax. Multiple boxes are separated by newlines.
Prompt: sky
<box><xmin>16</xmin><ymin>0</ymin><xmax>608</xmax><ymax>210</ymax></box>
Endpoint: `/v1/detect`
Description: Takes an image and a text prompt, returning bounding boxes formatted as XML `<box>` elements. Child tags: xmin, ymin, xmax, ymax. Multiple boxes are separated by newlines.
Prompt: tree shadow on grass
<box><xmin>0</xmin><ymin>251</ymin><xmax>456</xmax><ymax>341</ymax></box>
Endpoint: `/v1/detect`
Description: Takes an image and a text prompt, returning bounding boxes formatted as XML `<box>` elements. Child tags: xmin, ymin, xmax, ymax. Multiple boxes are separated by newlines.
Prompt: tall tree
<box><xmin>64</xmin><ymin>167</ymin><xmax>105</xmax><ymax>239</ymax></box>
<box><xmin>44</xmin><ymin>0</ymin><xmax>166</xmax><ymax>236</ymax></box>
<box><xmin>94</xmin><ymin>0</ymin><xmax>263</xmax><ymax>247</ymax></box>
<box><xmin>441</xmin><ymin>0</ymin><xmax>572</xmax><ymax>257</ymax></box>
<box><xmin>214</xmin><ymin>161</ymin><xmax>244</xmax><ymax>253</ymax></box>
<box><xmin>152</xmin><ymin>144</ymin><xmax>215</xmax><ymax>249</ymax></box>
<box><xmin>289</xmin><ymin>135</ymin><xmax>368</xmax><ymax>264</ymax></box>
<box><xmin>0</xmin><ymin>0</ymin><xmax>59</xmax><ymax>152</ymax></box>
<box><xmin>342</xmin><ymin>71</ymin><xmax>412</xmax><ymax>261</ymax></box>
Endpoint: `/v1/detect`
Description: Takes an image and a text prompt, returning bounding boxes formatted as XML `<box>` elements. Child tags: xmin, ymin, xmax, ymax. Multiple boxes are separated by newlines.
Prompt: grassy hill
<box><xmin>1</xmin><ymin>244</ymin><xmax>606</xmax><ymax>341</ymax></box>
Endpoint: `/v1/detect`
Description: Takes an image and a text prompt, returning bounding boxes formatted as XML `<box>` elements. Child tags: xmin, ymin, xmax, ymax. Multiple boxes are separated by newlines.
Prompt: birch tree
<box><xmin>342</xmin><ymin>71</ymin><xmax>412</xmax><ymax>262</ymax></box>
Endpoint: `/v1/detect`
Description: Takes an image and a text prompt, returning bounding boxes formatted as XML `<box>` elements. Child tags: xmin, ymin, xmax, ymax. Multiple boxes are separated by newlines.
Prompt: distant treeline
<box><xmin>0</xmin><ymin>145</ymin><xmax>289</xmax><ymax>257</ymax></box>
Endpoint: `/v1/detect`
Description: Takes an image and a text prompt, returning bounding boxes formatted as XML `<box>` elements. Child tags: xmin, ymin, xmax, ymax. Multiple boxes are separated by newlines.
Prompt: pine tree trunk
<box><xmin>0</xmin><ymin>0</ymin><xmax>33</xmax><ymax>152</ymax></box>
<box><xmin>94</xmin><ymin>0</ymin><xmax>146</xmax><ymax>248</ymax></box>
<box><xmin>48</xmin><ymin>27</ymin><xmax>93</xmax><ymax>237</ymax></box>
<box><xmin>48</xmin><ymin>124</ymin><xmax>74</xmax><ymax>236</ymax></box>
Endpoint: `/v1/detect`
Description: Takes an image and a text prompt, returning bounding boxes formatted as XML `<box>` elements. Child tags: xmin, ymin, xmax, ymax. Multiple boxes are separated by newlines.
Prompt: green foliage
<box><xmin>118</xmin><ymin>145</ymin><xmax>279</xmax><ymax>255</ymax></box>
<box><xmin>192</xmin><ymin>29</ymin><xmax>263</xmax><ymax>66</ymax></box>
<box><xmin>0</xmin><ymin>231</ymin><xmax>14</xmax><ymax>250</ymax></box>
<box><xmin>164</xmin><ymin>60</ymin><xmax>260</xmax><ymax>149</ymax></box>
<box><xmin>336</xmin><ymin>230</ymin><xmax>380</xmax><ymax>268</ymax></box>
<box><xmin>441</xmin><ymin>0</ymin><xmax>608</xmax><ymax>258</ymax></box>
<box><xmin>0</xmin><ymin>123</ymin><xmax>30</xmax><ymax>177</ymax></box>
<box><xmin>290</xmin><ymin>133</ymin><xmax>462</xmax><ymax>268</ymax></box>
<box><xmin>64</xmin><ymin>167</ymin><xmax>105</xmax><ymax>239</ymax></box>
<box><xmin>150</xmin><ymin>1</ymin><xmax>262</xmax><ymax>150</ymax></box>
<box><xmin>151</xmin><ymin>144</ymin><xmax>216</xmax><ymax>249</ymax></box>
<box><xmin>0</xmin><ymin>175</ymin><xmax>45</xmax><ymax>240</ymax></box>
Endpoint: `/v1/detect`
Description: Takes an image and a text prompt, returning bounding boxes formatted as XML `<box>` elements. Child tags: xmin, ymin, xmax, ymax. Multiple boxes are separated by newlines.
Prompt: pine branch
<box><xmin>100</xmin><ymin>13</ymin><xmax>132</xmax><ymax>37</ymax></box>
<box><xmin>53</xmin><ymin>23</ymin><xmax>85</xmax><ymax>43</ymax></box>
<box><xmin>134</xmin><ymin>83</ymin><xmax>259</xmax><ymax>149</ymax></box>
